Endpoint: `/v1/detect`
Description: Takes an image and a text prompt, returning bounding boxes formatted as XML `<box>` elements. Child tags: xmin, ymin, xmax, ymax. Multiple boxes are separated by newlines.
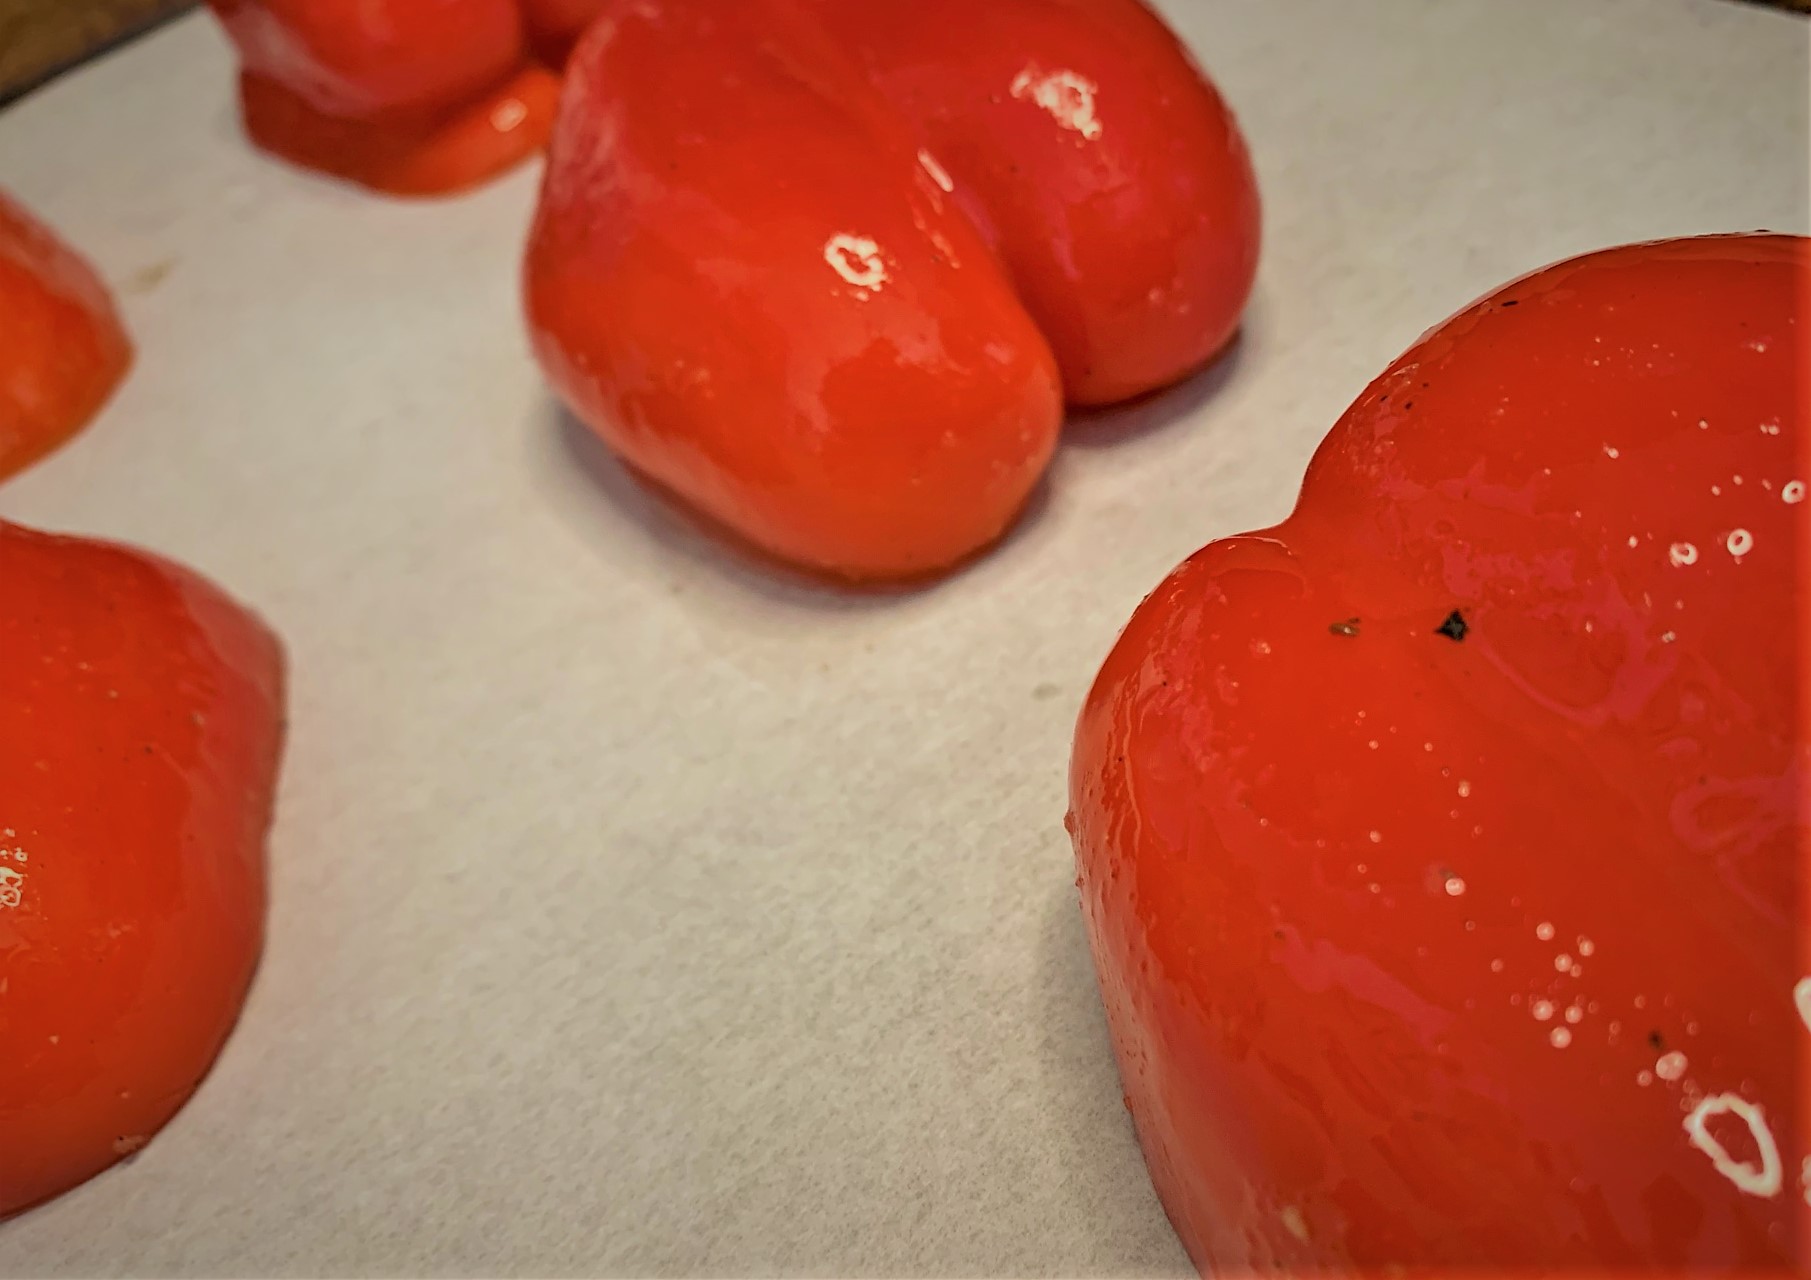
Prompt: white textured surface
<box><xmin>0</xmin><ymin>2</ymin><xmax>1804</xmax><ymax>1273</ymax></box>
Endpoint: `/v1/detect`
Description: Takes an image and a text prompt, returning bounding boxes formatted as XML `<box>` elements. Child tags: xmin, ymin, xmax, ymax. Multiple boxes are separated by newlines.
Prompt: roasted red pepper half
<box><xmin>1068</xmin><ymin>234</ymin><xmax>1805</xmax><ymax>1270</ymax></box>
<box><xmin>0</xmin><ymin>192</ymin><xmax>132</xmax><ymax>482</ymax></box>
<box><xmin>209</xmin><ymin>0</ymin><xmax>559</xmax><ymax>196</ymax></box>
<box><xmin>524</xmin><ymin>0</ymin><xmax>1258</xmax><ymax>579</ymax></box>
<box><xmin>0</xmin><ymin>520</ymin><xmax>285</xmax><ymax>1219</ymax></box>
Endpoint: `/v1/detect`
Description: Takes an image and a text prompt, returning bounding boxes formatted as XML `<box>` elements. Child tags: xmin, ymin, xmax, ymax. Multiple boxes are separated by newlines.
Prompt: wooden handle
<box><xmin>0</xmin><ymin>0</ymin><xmax>198</xmax><ymax>103</ymax></box>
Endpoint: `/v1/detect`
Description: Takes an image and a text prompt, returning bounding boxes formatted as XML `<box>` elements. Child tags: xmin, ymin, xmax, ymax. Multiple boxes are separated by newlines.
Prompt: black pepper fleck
<box><xmin>1435</xmin><ymin>609</ymin><xmax>1469</xmax><ymax>642</ymax></box>
<box><xmin>1501</xmin><ymin>300</ymin><xmax>1519</xmax><ymax>308</ymax></box>
<box><xmin>1647</xmin><ymin>1030</ymin><xmax>1665</xmax><ymax>1050</ymax></box>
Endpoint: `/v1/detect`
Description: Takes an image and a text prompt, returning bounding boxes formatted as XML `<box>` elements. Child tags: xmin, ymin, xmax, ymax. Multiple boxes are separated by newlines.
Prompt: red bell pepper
<box><xmin>209</xmin><ymin>0</ymin><xmax>560</xmax><ymax>196</ymax></box>
<box><xmin>0</xmin><ymin>192</ymin><xmax>131</xmax><ymax>482</ymax></box>
<box><xmin>1068</xmin><ymin>234</ymin><xmax>1805</xmax><ymax>1269</ymax></box>
<box><xmin>524</xmin><ymin>0</ymin><xmax>1258</xmax><ymax>579</ymax></box>
<box><xmin>0</xmin><ymin>521</ymin><xmax>285</xmax><ymax>1219</ymax></box>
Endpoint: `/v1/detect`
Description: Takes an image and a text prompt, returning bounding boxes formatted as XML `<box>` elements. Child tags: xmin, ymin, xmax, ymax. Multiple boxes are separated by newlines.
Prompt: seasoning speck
<box><xmin>1434</xmin><ymin>609</ymin><xmax>1469</xmax><ymax>641</ymax></box>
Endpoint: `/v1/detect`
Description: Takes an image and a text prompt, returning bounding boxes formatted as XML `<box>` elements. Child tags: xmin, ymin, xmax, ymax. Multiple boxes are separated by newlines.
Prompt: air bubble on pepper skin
<box><xmin>1683</xmin><ymin>1094</ymin><xmax>1782</xmax><ymax>1199</ymax></box>
<box><xmin>1637</xmin><ymin>1070</ymin><xmax>1655</xmax><ymax>1086</ymax></box>
<box><xmin>1793</xmin><ymin>977</ymin><xmax>1811</xmax><ymax>1032</ymax></box>
<box><xmin>0</xmin><ymin>866</ymin><xmax>22</xmax><ymax>910</ymax></box>
<box><xmin>824</xmin><ymin>234</ymin><xmax>888</xmax><ymax>292</ymax></box>
<box><xmin>1009</xmin><ymin>66</ymin><xmax>1104</xmax><ymax>140</ymax></box>
<box><xmin>1602</xmin><ymin>444</ymin><xmax>1620</xmax><ymax>458</ymax></box>
<box><xmin>1550</xmin><ymin>1027</ymin><xmax>1572</xmax><ymax>1048</ymax></box>
<box><xmin>1668</xmin><ymin>542</ymin><xmax>1698</xmax><ymax>567</ymax></box>
<box><xmin>1727</xmin><ymin>529</ymin><xmax>1753</xmax><ymax>558</ymax></box>
<box><xmin>1443</xmin><ymin>876</ymin><xmax>1466</xmax><ymax>897</ymax></box>
<box><xmin>1782</xmin><ymin>480</ymin><xmax>1805</xmax><ymax>504</ymax></box>
<box><xmin>1655</xmin><ymin>1050</ymin><xmax>1688</xmax><ymax>1081</ymax></box>
<box><xmin>1532</xmin><ymin>1000</ymin><xmax>1555</xmax><ymax>1021</ymax></box>
<box><xmin>1279</xmin><ymin>1205</ymin><xmax>1310</xmax><ymax>1243</ymax></box>
<box><xmin>1555</xmin><ymin>954</ymin><xmax>1573</xmax><ymax>973</ymax></box>
<box><xmin>1535</xmin><ymin>921</ymin><xmax>1555</xmax><ymax>941</ymax></box>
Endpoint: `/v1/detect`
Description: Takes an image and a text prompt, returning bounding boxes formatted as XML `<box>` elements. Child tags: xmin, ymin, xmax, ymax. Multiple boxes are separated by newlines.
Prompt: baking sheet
<box><xmin>0</xmin><ymin>1</ymin><xmax>1805</xmax><ymax>1273</ymax></box>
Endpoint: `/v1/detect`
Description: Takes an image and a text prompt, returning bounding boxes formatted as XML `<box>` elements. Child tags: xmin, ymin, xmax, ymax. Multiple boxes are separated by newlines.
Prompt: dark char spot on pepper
<box><xmin>1435</xmin><ymin>609</ymin><xmax>1469</xmax><ymax>641</ymax></box>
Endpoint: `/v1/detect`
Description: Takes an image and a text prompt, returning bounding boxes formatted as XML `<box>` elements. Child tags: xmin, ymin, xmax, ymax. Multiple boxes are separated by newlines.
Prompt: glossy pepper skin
<box><xmin>0</xmin><ymin>521</ymin><xmax>285</xmax><ymax>1220</ymax></box>
<box><xmin>1068</xmin><ymin>236</ymin><xmax>1805</xmax><ymax>1270</ymax></box>
<box><xmin>0</xmin><ymin>193</ymin><xmax>132</xmax><ymax>482</ymax></box>
<box><xmin>804</xmin><ymin>0</ymin><xmax>1259</xmax><ymax>406</ymax></box>
<box><xmin>525</xmin><ymin>0</ymin><xmax>1257</xmax><ymax>580</ymax></box>
<box><xmin>525</xmin><ymin>0</ymin><xmax>1064</xmax><ymax>579</ymax></box>
<box><xmin>210</xmin><ymin>0</ymin><xmax>559</xmax><ymax>196</ymax></box>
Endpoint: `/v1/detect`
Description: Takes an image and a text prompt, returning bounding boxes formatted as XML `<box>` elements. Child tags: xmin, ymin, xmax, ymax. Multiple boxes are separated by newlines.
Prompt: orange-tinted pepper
<box><xmin>210</xmin><ymin>0</ymin><xmax>558</xmax><ymax>195</ymax></box>
<box><xmin>0</xmin><ymin>193</ymin><xmax>132</xmax><ymax>481</ymax></box>
<box><xmin>0</xmin><ymin>520</ymin><xmax>286</xmax><ymax>1220</ymax></box>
